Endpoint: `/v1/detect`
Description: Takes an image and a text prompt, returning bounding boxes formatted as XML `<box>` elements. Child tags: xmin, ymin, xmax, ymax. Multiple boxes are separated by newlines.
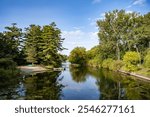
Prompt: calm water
<box><xmin>0</xmin><ymin>63</ymin><xmax>150</xmax><ymax>100</ymax></box>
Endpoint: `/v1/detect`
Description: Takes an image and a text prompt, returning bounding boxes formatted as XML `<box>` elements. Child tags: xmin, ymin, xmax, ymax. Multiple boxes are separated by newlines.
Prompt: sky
<box><xmin>0</xmin><ymin>0</ymin><xmax>150</xmax><ymax>55</ymax></box>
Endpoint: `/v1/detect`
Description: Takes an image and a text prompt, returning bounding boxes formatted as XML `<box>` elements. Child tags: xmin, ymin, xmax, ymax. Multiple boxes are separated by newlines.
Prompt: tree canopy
<box><xmin>0</xmin><ymin>22</ymin><xmax>65</xmax><ymax>68</ymax></box>
<box><xmin>69</xmin><ymin>47</ymin><xmax>87</xmax><ymax>65</ymax></box>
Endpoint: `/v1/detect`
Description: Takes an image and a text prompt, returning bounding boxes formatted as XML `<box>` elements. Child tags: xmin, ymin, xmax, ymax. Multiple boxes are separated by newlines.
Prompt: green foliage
<box><xmin>0</xmin><ymin>58</ymin><xmax>19</xmax><ymax>79</ymax></box>
<box><xmin>60</xmin><ymin>54</ymin><xmax>68</xmax><ymax>62</ymax></box>
<box><xmin>88</xmin><ymin>55</ymin><xmax>103</xmax><ymax>68</ymax></box>
<box><xmin>87</xmin><ymin>45</ymin><xmax>103</xmax><ymax>68</ymax></box>
<box><xmin>69</xmin><ymin>47</ymin><xmax>87</xmax><ymax>65</ymax></box>
<box><xmin>123</xmin><ymin>51</ymin><xmax>140</xmax><ymax>72</ymax></box>
<box><xmin>0</xmin><ymin>23</ymin><xmax>25</xmax><ymax>65</ymax></box>
<box><xmin>102</xmin><ymin>58</ymin><xmax>114</xmax><ymax>69</ymax></box>
<box><xmin>144</xmin><ymin>50</ymin><xmax>150</xmax><ymax>68</ymax></box>
<box><xmin>112</xmin><ymin>60</ymin><xmax>124</xmax><ymax>71</ymax></box>
<box><xmin>123</xmin><ymin>51</ymin><xmax>140</xmax><ymax>65</ymax></box>
<box><xmin>86</xmin><ymin>45</ymin><xmax>99</xmax><ymax>60</ymax></box>
<box><xmin>40</xmin><ymin>23</ymin><xmax>64</xmax><ymax>67</ymax></box>
<box><xmin>0</xmin><ymin>58</ymin><xmax>16</xmax><ymax>69</ymax></box>
<box><xmin>97</xmin><ymin>10</ymin><xmax>150</xmax><ymax>61</ymax></box>
<box><xmin>25</xmin><ymin>24</ymin><xmax>41</xmax><ymax>64</ymax></box>
<box><xmin>25</xmin><ymin>22</ymin><xmax>64</xmax><ymax>67</ymax></box>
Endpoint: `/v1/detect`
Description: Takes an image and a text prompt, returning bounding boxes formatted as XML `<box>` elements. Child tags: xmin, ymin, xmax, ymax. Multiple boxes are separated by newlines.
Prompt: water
<box><xmin>0</xmin><ymin>63</ymin><xmax>150</xmax><ymax>100</ymax></box>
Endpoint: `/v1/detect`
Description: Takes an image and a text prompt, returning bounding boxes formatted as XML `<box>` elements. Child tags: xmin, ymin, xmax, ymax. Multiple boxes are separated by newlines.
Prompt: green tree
<box><xmin>25</xmin><ymin>24</ymin><xmax>42</xmax><ymax>65</ymax></box>
<box><xmin>40</xmin><ymin>22</ymin><xmax>64</xmax><ymax>67</ymax></box>
<box><xmin>97</xmin><ymin>10</ymin><xmax>143</xmax><ymax>60</ymax></box>
<box><xmin>2</xmin><ymin>23</ymin><xmax>23</xmax><ymax>61</ymax></box>
<box><xmin>25</xmin><ymin>22</ymin><xmax>64</xmax><ymax>67</ymax></box>
<box><xmin>69</xmin><ymin>47</ymin><xmax>87</xmax><ymax>65</ymax></box>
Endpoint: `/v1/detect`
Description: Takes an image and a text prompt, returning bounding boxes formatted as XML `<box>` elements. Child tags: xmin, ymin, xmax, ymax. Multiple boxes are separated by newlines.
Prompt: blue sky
<box><xmin>0</xmin><ymin>0</ymin><xmax>150</xmax><ymax>55</ymax></box>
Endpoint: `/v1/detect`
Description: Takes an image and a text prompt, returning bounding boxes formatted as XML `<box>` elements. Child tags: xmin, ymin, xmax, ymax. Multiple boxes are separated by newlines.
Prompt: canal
<box><xmin>0</xmin><ymin>63</ymin><xmax>150</xmax><ymax>100</ymax></box>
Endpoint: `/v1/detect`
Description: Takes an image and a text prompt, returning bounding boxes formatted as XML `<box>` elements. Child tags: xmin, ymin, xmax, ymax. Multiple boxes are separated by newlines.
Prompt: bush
<box><xmin>123</xmin><ymin>51</ymin><xmax>140</xmax><ymax>65</ymax></box>
<box><xmin>87</xmin><ymin>55</ymin><xmax>103</xmax><ymax>68</ymax></box>
<box><xmin>111</xmin><ymin>60</ymin><xmax>124</xmax><ymax>71</ymax></box>
<box><xmin>123</xmin><ymin>51</ymin><xmax>140</xmax><ymax>72</ymax></box>
<box><xmin>144</xmin><ymin>50</ymin><xmax>150</xmax><ymax>68</ymax></box>
<box><xmin>102</xmin><ymin>58</ymin><xmax>114</xmax><ymax>69</ymax></box>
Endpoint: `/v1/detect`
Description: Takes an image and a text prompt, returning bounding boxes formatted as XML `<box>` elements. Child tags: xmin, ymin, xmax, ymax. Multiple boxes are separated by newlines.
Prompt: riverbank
<box><xmin>87</xmin><ymin>64</ymin><xmax>150</xmax><ymax>81</ymax></box>
<box><xmin>118</xmin><ymin>70</ymin><xmax>150</xmax><ymax>81</ymax></box>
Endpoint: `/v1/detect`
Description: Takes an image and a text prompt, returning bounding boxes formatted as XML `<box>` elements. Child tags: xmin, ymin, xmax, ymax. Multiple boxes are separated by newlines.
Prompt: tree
<box><xmin>3</xmin><ymin>23</ymin><xmax>23</xmax><ymax>60</ymax></box>
<box><xmin>25</xmin><ymin>22</ymin><xmax>64</xmax><ymax>67</ymax></box>
<box><xmin>87</xmin><ymin>45</ymin><xmax>99</xmax><ymax>60</ymax></box>
<box><xmin>25</xmin><ymin>24</ymin><xmax>42</xmax><ymax>65</ymax></box>
<box><xmin>69</xmin><ymin>47</ymin><xmax>87</xmax><ymax>65</ymax></box>
<box><xmin>87</xmin><ymin>45</ymin><xmax>103</xmax><ymax>67</ymax></box>
<box><xmin>40</xmin><ymin>22</ymin><xmax>64</xmax><ymax>67</ymax></box>
<box><xmin>97</xmin><ymin>10</ymin><xmax>143</xmax><ymax>60</ymax></box>
<box><xmin>0</xmin><ymin>23</ymin><xmax>25</xmax><ymax>65</ymax></box>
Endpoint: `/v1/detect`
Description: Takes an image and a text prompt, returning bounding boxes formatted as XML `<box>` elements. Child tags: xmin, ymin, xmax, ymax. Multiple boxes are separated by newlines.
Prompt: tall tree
<box><xmin>40</xmin><ymin>22</ymin><xmax>64</xmax><ymax>67</ymax></box>
<box><xmin>97</xmin><ymin>10</ymin><xmax>142</xmax><ymax>60</ymax></box>
<box><xmin>25</xmin><ymin>24</ymin><xmax>42</xmax><ymax>65</ymax></box>
<box><xmin>2</xmin><ymin>23</ymin><xmax>23</xmax><ymax>62</ymax></box>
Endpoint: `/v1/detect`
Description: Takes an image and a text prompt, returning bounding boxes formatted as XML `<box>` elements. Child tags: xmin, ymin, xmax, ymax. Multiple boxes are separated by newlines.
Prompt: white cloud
<box><xmin>92</xmin><ymin>0</ymin><xmax>101</xmax><ymax>4</ymax></box>
<box><xmin>126</xmin><ymin>10</ymin><xmax>133</xmax><ymax>13</ymax></box>
<box><xmin>73</xmin><ymin>26</ymin><xmax>84</xmax><ymax>30</ymax></box>
<box><xmin>127</xmin><ymin>0</ymin><xmax>146</xmax><ymax>8</ymax></box>
<box><xmin>61</xmin><ymin>30</ymin><xmax>99</xmax><ymax>55</ymax></box>
<box><xmin>133</xmin><ymin>0</ymin><xmax>146</xmax><ymax>5</ymax></box>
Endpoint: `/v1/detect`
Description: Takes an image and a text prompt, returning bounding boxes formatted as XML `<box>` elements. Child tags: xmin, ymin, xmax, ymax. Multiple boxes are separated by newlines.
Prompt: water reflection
<box><xmin>0</xmin><ymin>71</ymin><xmax>65</xmax><ymax>100</ymax></box>
<box><xmin>69</xmin><ymin>65</ymin><xmax>87</xmax><ymax>83</ymax></box>
<box><xmin>24</xmin><ymin>72</ymin><xmax>65</xmax><ymax>100</ymax></box>
<box><xmin>0</xmin><ymin>73</ymin><xmax>21</xmax><ymax>99</ymax></box>
<box><xmin>0</xmin><ymin>64</ymin><xmax>150</xmax><ymax>100</ymax></box>
<box><xmin>89</xmin><ymin>69</ymin><xmax>150</xmax><ymax>100</ymax></box>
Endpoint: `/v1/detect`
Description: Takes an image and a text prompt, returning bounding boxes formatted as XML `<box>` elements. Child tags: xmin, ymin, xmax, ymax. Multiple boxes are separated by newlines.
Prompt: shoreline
<box><xmin>87</xmin><ymin>64</ymin><xmax>150</xmax><ymax>81</ymax></box>
<box><xmin>18</xmin><ymin>64</ymin><xmax>150</xmax><ymax>81</ymax></box>
<box><xmin>18</xmin><ymin>65</ymin><xmax>47</xmax><ymax>73</ymax></box>
<box><xmin>118</xmin><ymin>70</ymin><xmax>150</xmax><ymax>81</ymax></box>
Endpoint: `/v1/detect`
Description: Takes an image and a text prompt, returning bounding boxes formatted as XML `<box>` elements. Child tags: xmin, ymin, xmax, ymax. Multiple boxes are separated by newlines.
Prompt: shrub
<box><xmin>111</xmin><ymin>60</ymin><xmax>124</xmax><ymax>71</ymax></box>
<box><xmin>144</xmin><ymin>50</ymin><xmax>150</xmax><ymax>68</ymax></box>
<box><xmin>87</xmin><ymin>55</ymin><xmax>103</xmax><ymax>68</ymax></box>
<box><xmin>102</xmin><ymin>58</ymin><xmax>114</xmax><ymax>69</ymax></box>
<box><xmin>123</xmin><ymin>51</ymin><xmax>140</xmax><ymax>72</ymax></box>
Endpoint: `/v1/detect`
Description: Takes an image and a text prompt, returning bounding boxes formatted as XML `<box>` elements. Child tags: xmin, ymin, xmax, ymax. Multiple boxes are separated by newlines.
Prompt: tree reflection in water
<box><xmin>69</xmin><ymin>65</ymin><xmax>87</xmax><ymax>83</ymax></box>
<box><xmin>88</xmin><ymin>68</ymin><xmax>150</xmax><ymax>100</ymax></box>
<box><xmin>0</xmin><ymin>65</ymin><xmax>150</xmax><ymax>100</ymax></box>
<box><xmin>24</xmin><ymin>71</ymin><xmax>65</xmax><ymax>100</ymax></box>
<box><xmin>0</xmin><ymin>71</ymin><xmax>21</xmax><ymax>99</ymax></box>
